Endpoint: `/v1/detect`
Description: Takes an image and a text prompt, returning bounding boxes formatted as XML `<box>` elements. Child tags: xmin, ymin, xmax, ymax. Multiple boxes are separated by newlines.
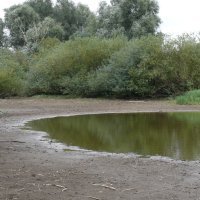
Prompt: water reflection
<box><xmin>27</xmin><ymin>112</ymin><xmax>200</xmax><ymax>160</ymax></box>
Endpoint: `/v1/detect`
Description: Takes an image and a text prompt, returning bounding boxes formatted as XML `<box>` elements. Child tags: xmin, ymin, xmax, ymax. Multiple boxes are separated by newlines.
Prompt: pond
<box><xmin>27</xmin><ymin>112</ymin><xmax>200</xmax><ymax>160</ymax></box>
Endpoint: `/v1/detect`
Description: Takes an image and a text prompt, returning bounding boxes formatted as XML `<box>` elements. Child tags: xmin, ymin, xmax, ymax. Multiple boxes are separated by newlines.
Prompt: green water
<box><xmin>27</xmin><ymin>112</ymin><xmax>200</xmax><ymax>160</ymax></box>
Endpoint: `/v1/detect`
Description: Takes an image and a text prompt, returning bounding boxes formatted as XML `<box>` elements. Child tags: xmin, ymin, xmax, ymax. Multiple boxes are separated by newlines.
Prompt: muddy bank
<box><xmin>0</xmin><ymin>98</ymin><xmax>200</xmax><ymax>200</ymax></box>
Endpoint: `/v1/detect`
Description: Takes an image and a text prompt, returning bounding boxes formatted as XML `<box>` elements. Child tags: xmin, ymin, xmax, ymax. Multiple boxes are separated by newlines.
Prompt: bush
<box><xmin>27</xmin><ymin>37</ymin><xmax>127</xmax><ymax>95</ymax></box>
<box><xmin>0</xmin><ymin>69</ymin><xmax>22</xmax><ymax>97</ymax></box>
<box><xmin>59</xmin><ymin>71</ymin><xmax>89</xmax><ymax>96</ymax></box>
<box><xmin>87</xmin><ymin>36</ymin><xmax>167</xmax><ymax>98</ymax></box>
<box><xmin>86</xmin><ymin>66</ymin><xmax>114</xmax><ymax>97</ymax></box>
<box><xmin>1</xmin><ymin>34</ymin><xmax>200</xmax><ymax>99</ymax></box>
<box><xmin>87</xmin><ymin>34</ymin><xmax>200</xmax><ymax>98</ymax></box>
<box><xmin>0</xmin><ymin>49</ymin><xmax>26</xmax><ymax>97</ymax></box>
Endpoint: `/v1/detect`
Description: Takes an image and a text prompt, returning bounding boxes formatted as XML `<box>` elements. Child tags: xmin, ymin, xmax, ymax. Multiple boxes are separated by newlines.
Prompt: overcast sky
<box><xmin>0</xmin><ymin>0</ymin><xmax>200</xmax><ymax>36</ymax></box>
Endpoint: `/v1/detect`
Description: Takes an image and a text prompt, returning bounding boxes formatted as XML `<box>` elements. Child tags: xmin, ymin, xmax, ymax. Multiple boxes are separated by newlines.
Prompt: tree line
<box><xmin>0</xmin><ymin>0</ymin><xmax>160</xmax><ymax>50</ymax></box>
<box><xmin>0</xmin><ymin>0</ymin><xmax>199</xmax><ymax>98</ymax></box>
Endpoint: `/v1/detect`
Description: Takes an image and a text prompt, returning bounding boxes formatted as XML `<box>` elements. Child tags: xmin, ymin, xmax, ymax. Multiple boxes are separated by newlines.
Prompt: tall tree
<box><xmin>53</xmin><ymin>0</ymin><xmax>77</xmax><ymax>40</ymax></box>
<box><xmin>96</xmin><ymin>1</ymin><xmax>123</xmax><ymax>38</ymax></box>
<box><xmin>117</xmin><ymin>0</ymin><xmax>160</xmax><ymax>38</ymax></box>
<box><xmin>4</xmin><ymin>4</ymin><xmax>40</xmax><ymax>48</ymax></box>
<box><xmin>26</xmin><ymin>0</ymin><xmax>53</xmax><ymax>19</ymax></box>
<box><xmin>71</xmin><ymin>3</ymin><xmax>97</xmax><ymax>38</ymax></box>
<box><xmin>0</xmin><ymin>18</ymin><xmax>4</xmax><ymax>47</ymax></box>
<box><xmin>75</xmin><ymin>4</ymin><xmax>93</xmax><ymax>29</ymax></box>
<box><xmin>25</xmin><ymin>17</ymin><xmax>64</xmax><ymax>51</ymax></box>
<box><xmin>97</xmin><ymin>0</ymin><xmax>161</xmax><ymax>39</ymax></box>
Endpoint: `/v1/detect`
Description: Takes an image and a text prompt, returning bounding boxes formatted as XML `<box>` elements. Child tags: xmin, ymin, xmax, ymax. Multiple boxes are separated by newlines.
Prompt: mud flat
<box><xmin>0</xmin><ymin>98</ymin><xmax>200</xmax><ymax>200</ymax></box>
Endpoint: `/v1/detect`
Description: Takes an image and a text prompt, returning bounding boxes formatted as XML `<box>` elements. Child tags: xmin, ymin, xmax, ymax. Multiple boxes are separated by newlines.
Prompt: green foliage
<box><xmin>53</xmin><ymin>0</ymin><xmax>79</xmax><ymax>40</ymax></box>
<box><xmin>37</xmin><ymin>37</ymin><xmax>61</xmax><ymax>52</ymax></box>
<box><xmin>4</xmin><ymin>4</ymin><xmax>40</xmax><ymax>47</ymax></box>
<box><xmin>70</xmin><ymin>4</ymin><xmax>97</xmax><ymax>39</ymax></box>
<box><xmin>53</xmin><ymin>1</ymin><xmax>95</xmax><ymax>40</ymax></box>
<box><xmin>96</xmin><ymin>0</ymin><xmax>160</xmax><ymax>39</ymax></box>
<box><xmin>126</xmin><ymin>36</ymin><xmax>182</xmax><ymax>97</ymax></box>
<box><xmin>86</xmin><ymin>36</ymin><xmax>162</xmax><ymax>97</ymax></box>
<box><xmin>0</xmin><ymin>18</ymin><xmax>4</xmax><ymax>47</ymax></box>
<box><xmin>0</xmin><ymin>27</ymin><xmax>200</xmax><ymax>99</ymax></box>
<box><xmin>0</xmin><ymin>49</ymin><xmax>26</xmax><ymax>97</ymax></box>
<box><xmin>2</xmin><ymin>0</ymin><xmax>200</xmax><ymax>100</ymax></box>
<box><xmin>170</xmin><ymin>35</ymin><xmax>200</xmax><ymax>89</ymax></box>
<box><xmin>59</xmin><ymin>71</ymin><xmax>90</xmax><ymax>96</ymax></box>
<box><xmin>86</xmin><ymin>35</ymin><xmax>200</xmax><ymax>98</ymax></box>
<box><xmin>3</xmin><ymin>0</ymin><xmax>161</xmax><ymax>49</ymax></box>
<box><xmin>0</xmin><ymin>69</ymin><xmax>22</xmax><ymax>98</ymax></box>
<box><xmin>87</xmin><ymin>68</ymin><xmax>114</xmax><ymax>97</ymax></box>
<box><xmin>26</xmin><ymin>37</ymin><xmax>127</xmax><ymax>95</ymax></box>
<box><xmin>75</xmin><ymin>3</ymin><xmax>93</xmax><ymax>28</ymax></box>
<box><xmin>25</xmin><ymin>17</ymin><xmax>64</xmax><ymax>52</ymax></box>
<box><xmin>26</xmin><ymin>0</ymin><xmax>53</xmax><ymax>19</ymax></box>
<box><xmin>118</xmin><ymin>0</ymin><xmax>160</xmax><ymax>38</ymax></box>
<box><xmin>176</xmin><ymin>90</ymin><xmax>200</xmax><ymax>105</ymax></box>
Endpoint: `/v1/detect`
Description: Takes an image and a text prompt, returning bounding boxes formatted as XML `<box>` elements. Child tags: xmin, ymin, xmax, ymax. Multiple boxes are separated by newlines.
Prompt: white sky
<box><xmin>0</xmin><ymin>0</ymin><xmax>200</xmax><ymax>36</ymax></box>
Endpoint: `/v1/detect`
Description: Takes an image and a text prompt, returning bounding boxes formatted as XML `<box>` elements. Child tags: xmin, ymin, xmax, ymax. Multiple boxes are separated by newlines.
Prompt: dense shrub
<box><xmin>27</xmin><ymin>37</ymin><xmax>127</xmax><ymax>95</ymax></box>
<box><xmin>126</xmin><ymin>36</ymin><xmax>187</xmax><ymax>97</ymax></box>
<box><xmin>170</xmin><ymin>35</ymin><xmax>200</xmax><ymax>89</ymax></box>
<box><xmin>86</xmin><ymin>35</ymin><xmax>200</xmax><ymax>98</ymax></box>
<box><xmin>0</xmin><ymin>34</ymin><xmax>200</xmax><ymax>99</ymax></box>
<box><xmin>86</xmin><ymin>36</ymin><xmax>167</xmax><ymax>97</ymax></box>
<box><xmin>0</xmin><ymin>49</ymin><xmax>26</xmax><ymax>97</ymax></box>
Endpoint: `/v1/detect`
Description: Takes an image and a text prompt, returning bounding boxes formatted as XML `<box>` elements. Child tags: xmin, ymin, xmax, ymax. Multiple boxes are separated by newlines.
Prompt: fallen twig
<box><xmin>43</xmin><ymin>183</ymin><xmax>67</xmax><ymax>191</ymax></box>
<box><xmin>0</xmin><ymin>140</ymin><xmax>25</xmax><ymax>143</ymax></box>
<box><xmin>122</xmin><ymin>188</ymin><xmax>137</xmax><ymax>192</ymax></box>
<box><xmin>44</xmin><ymin>184</ymin><xmax>52</xmax><ymax>186</ymax></box>
<box><xmin>27</xmin><ymin>183</ymin><xmax>36</xmax><ymax>186</ymax></box>
<box><xmin>87</xmin><ymin>196</ymin><xmax>101</xmax><ymax>200</ymax></box>
<box><xmin>62</xmin><ymin>188</ymin><xmax>68</xmax><ymax>192</ymax></box>
<box><xmin>37</xmin><ymin>174</ymin><xmax>44</xmax><ymax>177</ymax></box>
<box><xmin>93</xmin><ymin>184</ymin><xmax>116</xmax><ymax>191</ymax></box>
<box><xmin>55</xmin><ymin>184</ymin><xmax>65</xmax><ymax>188</ymax></box>
<box><xmin>53</xmin><ymin>184</ymin><xmax>68</xmax><ymax>192</ymax></box>
<box><xmin>16</xmin><ymin>188</ymin><xmax>25</xmax><ymax>192</ymax></box>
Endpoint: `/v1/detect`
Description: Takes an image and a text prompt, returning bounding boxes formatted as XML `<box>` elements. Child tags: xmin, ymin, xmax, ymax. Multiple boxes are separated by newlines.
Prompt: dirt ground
<box><xmin>0</xmin><ymin>98</ymin><xmax>200</xmax><ymax>200</ymax></box>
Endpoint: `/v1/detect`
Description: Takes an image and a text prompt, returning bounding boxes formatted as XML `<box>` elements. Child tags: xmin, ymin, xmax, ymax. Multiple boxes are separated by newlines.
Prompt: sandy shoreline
<box><xmin>0</xmin><ymin>98</ymin><xmax>200</xmax><ymax>200</ymax></box>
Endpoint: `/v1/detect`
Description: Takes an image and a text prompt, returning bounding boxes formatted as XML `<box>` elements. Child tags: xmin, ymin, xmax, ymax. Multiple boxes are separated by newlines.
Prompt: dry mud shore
<box><xmin>0</xmin><ymin>98</ymin><xmax>200</xmax><ymax>200</ymax></box>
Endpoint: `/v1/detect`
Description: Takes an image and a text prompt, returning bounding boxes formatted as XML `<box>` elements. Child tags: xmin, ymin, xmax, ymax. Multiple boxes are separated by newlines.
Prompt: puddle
<box><xmin>26</xmin><ymin>112</ymin><xmax>200</xmax><ymax>160</ymax></box>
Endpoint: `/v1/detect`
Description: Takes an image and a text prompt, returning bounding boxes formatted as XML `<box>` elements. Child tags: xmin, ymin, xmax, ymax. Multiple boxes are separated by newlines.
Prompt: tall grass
<box><xmin>176</xmin><ymin>90</ymin><xmax>200</xmax><ymax>105</ymax></box>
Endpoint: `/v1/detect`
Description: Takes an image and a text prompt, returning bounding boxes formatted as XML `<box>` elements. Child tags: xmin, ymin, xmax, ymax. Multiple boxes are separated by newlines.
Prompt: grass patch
<box><xmin>176</xmin><ymin>90</ymin><xmax>200</xmax><ymax>105</ymax></box>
